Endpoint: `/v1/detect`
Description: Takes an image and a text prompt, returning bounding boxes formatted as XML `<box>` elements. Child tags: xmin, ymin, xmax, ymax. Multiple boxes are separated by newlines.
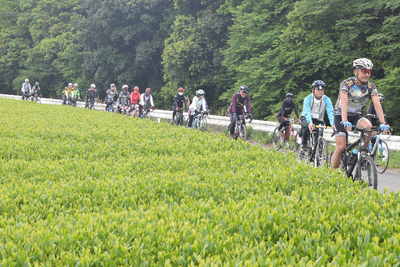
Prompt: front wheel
<box><xmin>314</xmin><ymin>139</ymin><xmax>329</xmax><ymax>167</ymax></box>
<box><xmin>354</xmin><ymin>155</ymin><xmax>378</xmax><ymax>190</ymax></box>
<box><xmin>36</xmin><ymin>98</ymin><xmax>41</xmax><ymax>104</ymax></box>
<box><xmin>238</xmin><ymin>124</ymin><xmax>247</xmax><ymax>141</ymax></box>
<box><xmin>272</xmin><ymin>127</ymin><xmax>283</xmax><ymax>151</ymax></box>
<box><xmin>374</xmin><ymin>139</ymin><xmax>389</xmax><ymax>174</ymax></box>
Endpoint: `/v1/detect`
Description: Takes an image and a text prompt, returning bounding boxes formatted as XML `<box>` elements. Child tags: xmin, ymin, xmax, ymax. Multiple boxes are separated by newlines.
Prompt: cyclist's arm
<box><xmin>246</xmin><ymin>95</ymin><xmax>251</xmax><ymax>114</ymax></box>
<box><xmin>303</xmin><ymin>95</ymin><xmax>313</xmax><ymax>124</ymax></box>
<box><xmin>150</xmin><ymin>95</ymin><xmax>154</xmax><ymax>107</ymax></box>
<box><xmin>201</xmin><ymin>98</ymin><xmax>207</xmax><ymax>112</ymax></box>
<box><xmin>184</xmin><ymin>96</ymin><xmax>188</xmax><ymax>110</ymax></box>
<box><xmin>293</xmin><ymin>102</ymin><xmax>299</xmax><ymax>119</ymax></box>
<box><xmin>324</xmin><ymin>96</ymin><xmax>335</xmax><ymax>126</ymax></box>
<box><xmin>371</xmin><ymin>95</ymin><xmax>386</xmax><ymax>125</ymax></box>
<box><xmin>280</xmin><ymin>101</ymin><xmax>286</xmax><ymax>118</ymax></box>
<box><xmin>340</xmin><ymin>92</ymin><xmax>349</xmax><ymax>122</ymax></box>
<box><xmin>231</xmin><ymin>94</ymin><xmax>237</xmax><ymax>114</ymax></box>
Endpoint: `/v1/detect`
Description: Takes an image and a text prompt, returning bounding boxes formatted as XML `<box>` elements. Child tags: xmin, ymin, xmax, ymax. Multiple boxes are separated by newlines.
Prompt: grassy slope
<box><xmin>1</xmin><ymin>98</ymin><xmax>400</xmax><ymax>266</ymax></box>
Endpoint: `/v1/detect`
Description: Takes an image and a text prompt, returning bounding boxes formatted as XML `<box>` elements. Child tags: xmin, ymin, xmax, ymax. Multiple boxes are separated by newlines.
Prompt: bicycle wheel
<box><xmin>272</xmin><ymin>127</ymin><xmax>283</xmax><ymax>151</ymax></box>
<box><xmin>36</xmin><ymin>98</ymin><xmax>41</xmax><ymax>104</ymax></box>
<box><xmin>200</xmin><ymin>118</ymin><xmax>208</xmax><ymax>132</ymax></box>
<box><xmin>314</xmin><ymin>139</ymin><xmax>329</xmax><ymax>167</ymax></box>
<box><xmin>354</xmin><ymin>155</ymin><xmax>378</xmax><ymax>190</ymax></box>
<box><xmin>374</xmin><ymin>139</ymin><xmax>389</xmax><ymax>174</ymax></box>
<box><xmin>289</xmin><ymin>129</ymin><xmax>300</xmax><ymax>152</ymax></box>
<box><xmin>238</xmin><ymin>124</ymin><xmax>248</xmax><ymax>141</ymax></box>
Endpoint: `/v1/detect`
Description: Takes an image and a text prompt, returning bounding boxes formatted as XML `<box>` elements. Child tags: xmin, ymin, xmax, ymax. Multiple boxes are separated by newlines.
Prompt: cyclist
<box><xmin>69</xmin><ymin>86</ymin><xmax>78</xmax><ymax>106</ymax></box>
<box><xmin>31</xmin><ymin>82</ymin><xmax>42</xmax><ymax>98</ymax></box>
<box><xmin>277</xmin><ymin>93</ymin><xmax>300</xmax><ymax>132</ymax></box>
<box><xmin>21</xmin><ymin>79</ymin><xmax>31</xmax><ymax>100</ymax></box>
<box><xmin>331</xmin><ymin>58</ymin><xmax>389</xmax><ymax>169</ymax></box>
<box><xmin>171</xmin><ymin>87</ymin><xmax>188</xmax><ymax>123</ymax></box>
<box><xmin>85</xmin><ymin>84</ymin><xmax>97</xmax><ymax>108</ymax></box>
<box><xmin>73</xmin><ymin>83</ymin><xmax>81</xmax><ymax>100</ymax></box>
<box><xmin>117</xmin><ymin>85</ymin><xmax>131</xmax><ymax>113</ymax></box>
<box><xmin>188</xmin><ymin>89</ymin><xmax>208</xmax><ymax>128</ymax></box>
<box><xmin>139</xmin><ymin>88</ymin><xmax>155</xmax><ymax>117</ymax></box>
<box><xmin>300</xmin><ymin>80</ymin><xmax>334</xmax><ymax>151</ymax></box>
<box><xmin>129</xmin><ymin>86</ymin><xmax>141</xmax><ymax>115</ymax></box>
<box><xmin>228</xmin><ymin>85</ymin><xmax>253</xmax><ymax>138</ymax></box>
<box><xmin>365</xmin><ymin>93</ymin><xmax>387</xmax><ymax>127</ymax></box>
<box><xmin>62</xmin><ymin>83</ymin><xmax>73</xmax><ymax>105</ymax></box>
<box><xmin>105</xmin><ymin>83</ymin><xmax>118</xmax><ymax>112</ymax></box>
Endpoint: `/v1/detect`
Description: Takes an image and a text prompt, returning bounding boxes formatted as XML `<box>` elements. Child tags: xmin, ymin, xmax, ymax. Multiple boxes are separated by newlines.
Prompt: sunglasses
<box><xmin>359</xmin><ymin>69</ymin><xmax>371</xmax><ymax>75</ymax></box>
<box><xmin>198</xmin><ymin>94</ymin><xmax>204</xmax><ymax>97</ymax></box>
<box><xmin>241</xmin><ymin>90</ymin><xmax>248</xmax><ymax>93</ymax></box>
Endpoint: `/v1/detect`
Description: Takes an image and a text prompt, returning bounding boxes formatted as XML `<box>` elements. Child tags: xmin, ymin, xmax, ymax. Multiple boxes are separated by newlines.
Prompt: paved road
<box><xmin>378</xmin><ymin>170</ymin><xmax>400</xmax><ymax>193</ymax></box>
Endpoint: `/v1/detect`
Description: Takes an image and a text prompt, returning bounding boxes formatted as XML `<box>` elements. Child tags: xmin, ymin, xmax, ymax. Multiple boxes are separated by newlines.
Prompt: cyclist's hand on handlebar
<box><xmin>342</xmin><ymin>121</ymin><xmax>352</xmax><ymax>131</ymax></box>
<box><xmin>380</xmin><ymin>123</ymin><xmax>389</xmax><ymax>134</ymax></box>
<box><xmin>308</xmin><ymin>122</ymin><xmax>314</xmax><ymax>132</ymax></box>
<box><xmin>248</xmin><ymin>113</ymin><xmax>253</xmax><ymax>122</ymax></box>
<box><xmin>283</xmin><ymin>117</ymin><xmax>287</xmax><ymax>121</ymax></box>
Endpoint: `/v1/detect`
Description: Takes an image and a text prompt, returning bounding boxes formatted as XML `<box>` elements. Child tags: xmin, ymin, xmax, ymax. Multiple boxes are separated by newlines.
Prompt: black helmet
<box><xmin>239</xmin><ymin>85</ymin><xmax>249</xmax><ymax>93</ymax></box>
<box><xmin>312</xmin><ymin>80</ymin><xmax>326</xmax><ymax>89</ymax></box>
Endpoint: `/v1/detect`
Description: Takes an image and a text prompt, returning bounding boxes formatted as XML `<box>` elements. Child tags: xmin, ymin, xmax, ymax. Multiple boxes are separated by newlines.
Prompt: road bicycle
<box><xmin>191</xmin><ymin>111</ymin><xmax>209</xmax><ymax>131</ymax></box>
<box><xmin>171</xmin><ymin>108</ymin><xmax>185</xmax><ymax>126</ymax></box>
<box><xmin>272</xmin><ymin>118</ymin><xmax>299</xmax><ymax>151</ymax></box>
<box><xmin>339</xmin><ymin>126</ymin><xmax>379</xmax><ymax>190</ymax></box>
<box><xmin>142</xmin><ymin>104</ymin><xmax>154</xmax><ymax>120</ymax></box>
<box><xmin>85</xmin><ymin>98</ymin><xmax>95</xmax><ymax>109</ymax></box>
<box><xmin>229</xmin><ymin>114</ymin><xmax>252</xmax><ymax>141</ymax></box>
<box><xmin>297</xmin><ymin>125</ymin><xmax>330</xmax><ymax>167</ymax></box>
<box><xmin>106</xmin><ymin>101</ymin><xmax>117</xmax><ymax>113</ymax></box>
<box><xmin>368</xmin><ymin>129</ymin><xmax>391</xmax><ymax>174</ymax></box>
<box><xmin>27</xmin><ymin>94</ymin><xmax>41</xmax><ymax>104</ymax></box>
<box><xmin>119</xmin><ymin>103</ymin><xmax>130</xmax><ymax>115</ymax></box>
<box><xmin>130</xmin><ymin>104</ymin><xmax>140</xmax><ymax>117</ymax></box>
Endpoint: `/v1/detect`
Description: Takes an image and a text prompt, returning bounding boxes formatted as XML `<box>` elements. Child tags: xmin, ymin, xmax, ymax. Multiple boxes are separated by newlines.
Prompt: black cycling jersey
<box><xmin>173</xmin><ymin>94</ymin><xmax>187</xmax><ymax>109</ymax></box>
<box><xmin>365</xmin><ymin>103</ymin><xmax>387</xmax><ymax>126</ymax></box>
<box><xmin>277</xmin><ymin>101</ymin><xmax>299</xmax><ymax>119</ymax></box>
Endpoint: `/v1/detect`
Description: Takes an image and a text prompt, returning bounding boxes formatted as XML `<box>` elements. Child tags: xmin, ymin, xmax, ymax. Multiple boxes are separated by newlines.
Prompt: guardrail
<box><xmin>2</xmin><ymin>93</ymin><xmax>400</xmax><ymax>150</ymax></box>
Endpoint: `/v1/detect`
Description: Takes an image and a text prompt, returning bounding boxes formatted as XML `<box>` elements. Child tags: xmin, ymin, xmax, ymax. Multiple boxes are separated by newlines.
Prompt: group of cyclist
<box><xmin>21</xmin><ymin>57</ymin><xmax>390</xmax><ymax>170</ymax></box>
<box><xmin>20</xmin><ymin>79</ymin><xmax>42</xmax><ymax>100</ymax></box>
<box><xmin>275</xmin><ymin>58</ymin><xmax>389</xmax><ymax>170</ymax></box>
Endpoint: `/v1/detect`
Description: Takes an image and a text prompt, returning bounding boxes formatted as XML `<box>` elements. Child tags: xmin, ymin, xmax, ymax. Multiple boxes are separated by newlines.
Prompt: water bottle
<box><xmin>297</xmin><ymin>136</ymin><xmax>302</xmax><ymax>144</ymax></box>
<box><xmin>368</xmin><ymin>143</ymin><xmax>373</xmax><ymax>152</ymax></box>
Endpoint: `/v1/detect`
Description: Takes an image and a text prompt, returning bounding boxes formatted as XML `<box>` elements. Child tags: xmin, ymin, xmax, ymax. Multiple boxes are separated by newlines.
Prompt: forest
<box><xmin>1</xmin><ymin>0</ymin><xmax>399</xmax><ymax>129</ymax></box>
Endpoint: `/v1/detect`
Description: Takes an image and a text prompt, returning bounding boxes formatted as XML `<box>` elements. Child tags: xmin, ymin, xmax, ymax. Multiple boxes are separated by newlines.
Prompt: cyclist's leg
<box><xmin>229</xmin><ymin>112</ymin><xmax>236</xmax><ymax>136</ymax></box>
<box><xmin>172</xmin><ymin>108</ymin><xmax>177</xmax><ymax>121</ymax></box>
<box><xmin>331</xmin><ymin>115</ymin><xmax>347</xmax><ymax>169</ymax></box>
<box><xmin>301</xmin><ymin>120</ymin><xmax>310</xmax><ymax>150</ymax></box>
<box><xmin>188</xmin><ymin>114</ymin><xmax>194</xmax><ymax>128</ymax></box>
<box><xmin>356</xmin><ymin>117</ymin><xmax>373</xmax><ymax>143</ymax></box>
<box><xmin>62</xmin><ymin>94</ymin><xmax>66</xmax><ymax>104</ymax></box>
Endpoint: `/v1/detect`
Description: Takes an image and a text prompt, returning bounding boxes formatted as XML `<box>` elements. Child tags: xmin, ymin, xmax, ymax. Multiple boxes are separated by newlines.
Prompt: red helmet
<box><xmin>146</xmin><ymin>88</ymin><xmax>151</xmax><ymax>93</ymax></box>
<box><xmin>178</xmin><ymin>87</ymin><xmax>184</xmax><ymax>92</ymax></box>
<box><xmin>134</xmin><ymin>86</ymin><xmax>139</xmax><ymax>92</ymax></box>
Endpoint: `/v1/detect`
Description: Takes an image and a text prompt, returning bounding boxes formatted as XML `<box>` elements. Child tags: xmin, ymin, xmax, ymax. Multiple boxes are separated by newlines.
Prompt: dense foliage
<box><xmin>2</xmin><ymin>98</ymin><xmax>400</xmax><ymax>265</ymax></box>
<box><xmin>1</xmin><ymin>0</ymin><xmax>399</xmax><ymax>129</ymax></box>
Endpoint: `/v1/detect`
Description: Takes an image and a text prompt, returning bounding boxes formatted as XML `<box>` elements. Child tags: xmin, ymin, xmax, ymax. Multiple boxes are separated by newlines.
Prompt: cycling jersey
<box><xmin>118</xmin><ymin>90</ymin><xmax>130</xmax><ymax>105</ymax></box>
<box><xmin>277</xmin><ymin>101</ymin><xmax>299</xmax><ymax>119</ymax></box>
<box><xmin>86</xmin><ymin>88</ymin><xmax>96</xmax><ymax>100</ymax></box>
<box><xmin>31</xmin><ymin>86</ymin><xmax>40</xmax><ymax>96</ymax></box>
<box><xmin>334</xmin><ymin>77</ymin><xmax>378</xmax><ymax>116</ymax></box>
<box><xmin>301</xmin><ymin>94</ymin><xmax>334</xmax><ymax>125</ymax></box>
<box><xmin>173</xmin><ymin>94</ymin><xmax>187</xmax><ymax>109</ymax></box>
<box><xmin>105</xmin><ymin>89</ymin><xmax>118</xmax><ymax>102</ymax></box>
<box><xmin>21</xmin><ymin>83</ymin><xmax>31</xmax><ymax>93</ymax></box>
<box><xmin>229</xmin><ymin>93</ymin><xmax>251</xmax><ymax>114</ymax></box>
<box><xmin>140</xmin><ymin>93</ymin><xmax>154</xmax><ymax>107</ymax></box>
<box><xmin>131</xmin><ymin>92</ymin><xmax>140</xmax><ymax>105</ymax></box>
<box><xmin>69</xmin><ymin>90</ymin><xmax>78</xmax><ymax>99</ymax></box>
<box><xmin>189</xmin><ymin>96</ymin><xmax>206</xmax><ymax>113</ymax></box>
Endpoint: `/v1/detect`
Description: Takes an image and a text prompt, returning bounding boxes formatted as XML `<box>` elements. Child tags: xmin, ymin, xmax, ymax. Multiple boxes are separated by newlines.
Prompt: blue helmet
<box><xmin>312</xmin><ymin>80</ymin><xmax>326</xmax><ymax>90</ymax></box>
<box><xmin>196</xmin><ymin>89</ymin><xmax>205</xmax><ymax>96</ymax></box>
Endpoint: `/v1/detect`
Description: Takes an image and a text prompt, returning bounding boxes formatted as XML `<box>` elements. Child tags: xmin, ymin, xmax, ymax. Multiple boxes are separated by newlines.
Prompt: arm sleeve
<box><xmin>303</xmin><ymin>95</ymin><xmax>312</xmax><ymax>124</ymax></box>
<box><xmin>231</xmin><ymin>94</ymin><xmax>237</xmax><ymax>113</ymax></box>
<box><xmin>184</xmin><ymin>97</ymin><xmax>188</xmax><ymax>110</ymax></box>
<box><xmin>246</xmin><ymin>95</ymin><xmax>252</xmax><ymax>114</ymax></box>
<box><xmin>280</xmin><ymin>102</ymin><xmax>286</xmax><ymax>117</ymax></box>
<box><xmin>293</xmin><ymin>103</ymin><xmax>299</xmax><ymax>118</ymax></box>
<box><xmin>324</xmin><ymin>96</ymin><xmax>335</xmax><ymax>126</ymax></box>
<box><xmin>173</xmin><ymin>95</ymin><xmax>178</xmax><ymax>107</ymax></box>
<box><xmin>201</xmin><ymin>98</ymin><xmax>206</xmax><ymax>111</ymax></box>
<box><xmin>150</xmin><ymin>95</ymin><xmax>154</xmax><ymax>107</ymax></box>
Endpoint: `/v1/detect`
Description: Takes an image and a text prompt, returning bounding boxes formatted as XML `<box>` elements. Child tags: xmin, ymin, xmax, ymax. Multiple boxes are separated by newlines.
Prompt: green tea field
<box><xmin>1</xmin><ymin>98</ymin><xmax>400</xmax><ymax>266</ymax></box>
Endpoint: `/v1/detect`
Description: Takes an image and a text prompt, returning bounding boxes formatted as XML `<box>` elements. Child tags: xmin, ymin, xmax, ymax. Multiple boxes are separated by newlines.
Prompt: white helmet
<box><xmin>68</xmin><ymin>83</ymin><xmax>73</xmax><ymax>86</ymax></box>
<box><xmin>91</xmin><ymin>84</ymin><xmax>96</xmax><ymax>89</ymax></box>
<box><xmin>353</xmin><ymin>58</ymin><xmax>373</xmax><ymax>70</ymax></box>
<box><xmin>122</xmin><ymin>85</ymin><xmax>128</xmax><ymax>90</ymax></box>
<box><xmin>25</xmin><ymin>79</ymin><xmax>29</xmax><ymax>82</ymax></box>
<box><xmin>74</xmin><ymin>83</ymin><xmax>78</xmax><ymax>87</ymax></box>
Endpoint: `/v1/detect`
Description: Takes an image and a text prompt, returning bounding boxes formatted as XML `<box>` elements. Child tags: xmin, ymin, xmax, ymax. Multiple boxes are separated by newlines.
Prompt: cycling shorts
<box><xmin>334</xmin><ymin>114</ymin><xmax>366</xmax><ymax>138</ymax></box>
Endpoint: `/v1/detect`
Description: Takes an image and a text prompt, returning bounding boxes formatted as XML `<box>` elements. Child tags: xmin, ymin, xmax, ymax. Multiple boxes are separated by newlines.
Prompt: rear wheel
<box><xmin>272</xmin><ymin>127</ymin><xmax>283</xmax><ymax>151</ymax></box>
<box><xmin>374</xmin><ymin>139</ymin><xmax>389</xmax><ymax>174</ymax></box>
<box><xmin>314</xmin><ymin>139</ymin><xmax>329</xmax><ymax>167</ymax></box>
<box><xmin>354</xmin><ymin>155</ymin><xmax>378</xmax><ymax>190</ymax></box>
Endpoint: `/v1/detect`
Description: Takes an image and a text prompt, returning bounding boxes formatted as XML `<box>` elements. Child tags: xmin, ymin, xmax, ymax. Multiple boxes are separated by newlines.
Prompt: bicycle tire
<box><xmin>374</xmin><ymin>139</ymin><xmax>389</xmax><ymax>174</ymax></box>
<box><xmin>238</xmin><ymin>124</ymin><xmax>247</xmax><ymax>141</ymax></box>
<box><xmin>314</xmin><ymin>139</ymin><xmax>329</xmax><ymax>167</ymax></box>
<box><xmin>272</xmin><ymin>127</ymin><xmax>283</xmax><ymax>151</ymax></box>
<box><xmin>291</xmin><ymin>129</ymin><xmax>300</xmax><ymax>152</ymax></box>
<box><xmin>36</xmin><ymin>99</ymin><xmax>41</xmax><ymax>104</ymax></box>
<box><xmin>200</xmin><ymin>118</ymin><xmax>208</xmax><ymax>132</ymax></box>
<box><xmin>354</xmin><ymin>155</ymin><xmax>378</xmax><ymax>190</ymax></box>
